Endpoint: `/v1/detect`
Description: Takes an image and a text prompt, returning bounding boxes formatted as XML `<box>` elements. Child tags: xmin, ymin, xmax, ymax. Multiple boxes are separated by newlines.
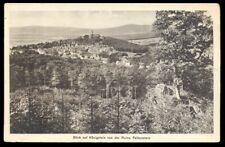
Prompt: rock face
<box><xmin>152</xmin><ymin>83</ymin><xmax>205</xmax><ymax>118</ymax></box>
<box><xmin>154</xmin><ymin>84</ymin><xmax>174</xmax><ymax>98</ymax></box>
<box><xmin>154</xmin><ymin>84</ymin><xmax>165</xmax><ymax>98</ymax></box>
<box><xmin>145</xmin><ymin>84</ymin><xmax>176</xmax><ymax>108</ymax></box>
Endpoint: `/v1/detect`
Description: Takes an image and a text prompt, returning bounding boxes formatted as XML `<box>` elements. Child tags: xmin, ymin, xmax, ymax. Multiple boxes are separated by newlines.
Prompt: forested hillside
<box><xmin>10</xmin><ymin>10</ymin><xmax>214</xmax><ymax>134</ymax></box>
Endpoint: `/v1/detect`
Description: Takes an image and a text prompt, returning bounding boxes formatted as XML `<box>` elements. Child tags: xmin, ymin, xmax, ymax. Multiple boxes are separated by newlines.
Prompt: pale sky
<box><xmin>9</xmin><ymin>11</ymin><xmax>156</xmax><ymax>28</ymax></box>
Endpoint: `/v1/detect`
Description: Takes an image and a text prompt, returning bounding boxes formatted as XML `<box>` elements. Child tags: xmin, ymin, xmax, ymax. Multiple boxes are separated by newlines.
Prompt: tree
<box><xmin>127</xmin><ymin>67</ymin><xmax>147</xmax><ymax>100</ymax></box>
<box><xmin>68</xmin><ymin>68</ymin><xmax>80</xmax><ymax>89</ymax></box>
<box><xmin>110</xmin><ymin>66</ymin><xmax>129</xmax><ymax>133</ymax></box>
<box><xmin>51</xmin><ymin>68</ymin><xmax>60</xmax><ymax>88</ymax></box>
<box><xmin>10</xmin><ymin>65</ymin><xmax>25</xmax><ymax>91</ymax></box>
<box><xmin>153</xmin><ymin>10</ymin><xmax>213</xmax><ymax>99</ymax></box>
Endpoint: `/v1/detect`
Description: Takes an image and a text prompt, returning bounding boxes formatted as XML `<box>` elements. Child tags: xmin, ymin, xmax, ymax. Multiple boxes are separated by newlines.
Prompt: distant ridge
<box><xmin>10</xmin><ymin>24</ymin><xmax>159</xmax><ymax>47</ymax></box>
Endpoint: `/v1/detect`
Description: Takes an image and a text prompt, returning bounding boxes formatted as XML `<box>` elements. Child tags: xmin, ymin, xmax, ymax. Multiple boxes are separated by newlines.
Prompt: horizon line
<box><xmin>9</xmin><ymin>23</ymin><xmax>152</xmax><ymax>30</ymax></box>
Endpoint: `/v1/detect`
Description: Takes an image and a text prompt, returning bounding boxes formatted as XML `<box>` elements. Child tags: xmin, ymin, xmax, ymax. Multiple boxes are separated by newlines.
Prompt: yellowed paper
<box><xmin>4</xmin><ymin>3</ymin><xmax>220</xmax><ymax>142</ymax></box>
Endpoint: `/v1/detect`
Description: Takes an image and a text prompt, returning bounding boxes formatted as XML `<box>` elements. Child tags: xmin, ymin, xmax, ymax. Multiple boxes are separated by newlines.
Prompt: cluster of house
<box><xmin>11</xmin><ymin>44</ymin><xmax>152</xmax><ymax>70</ymax></box>
<box><xmin>115</xmin><ymin>58</ymin><xmax>132</xmax><ymax>67</ymax></box>
<box><xmin>10</xmin><ymin>49</ymin><xmax>23</xmax><ymax>55</ymax></box>
<box><xmin>27</xmin><ymin>41</ymin><xmax>114</xmax><ymax>64</ymax></box>
<box><xmin>115</xmin><ymin>56</ymin><xmax>153</xmax><ymax>69</ymax></box>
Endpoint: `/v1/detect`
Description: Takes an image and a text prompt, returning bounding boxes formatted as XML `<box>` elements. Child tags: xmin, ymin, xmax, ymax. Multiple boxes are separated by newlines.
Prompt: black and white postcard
<box><xmin>4</xmin><ymin>3</ymin><xmax>220</xmax><ymax>142</ymax></box>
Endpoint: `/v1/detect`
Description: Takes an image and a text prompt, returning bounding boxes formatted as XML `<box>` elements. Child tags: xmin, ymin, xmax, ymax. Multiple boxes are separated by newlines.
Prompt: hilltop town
<box><xmin>10</xmin><ymin>33</ymin><xmax>153</xmax><ymax>69</ymax></box>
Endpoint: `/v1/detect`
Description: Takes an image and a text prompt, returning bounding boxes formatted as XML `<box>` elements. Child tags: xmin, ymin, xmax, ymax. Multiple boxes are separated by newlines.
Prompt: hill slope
<box><xmin>11</xmin><ymin>34</ymin><xmax>149</xmax><ymax>54</ymax></box>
